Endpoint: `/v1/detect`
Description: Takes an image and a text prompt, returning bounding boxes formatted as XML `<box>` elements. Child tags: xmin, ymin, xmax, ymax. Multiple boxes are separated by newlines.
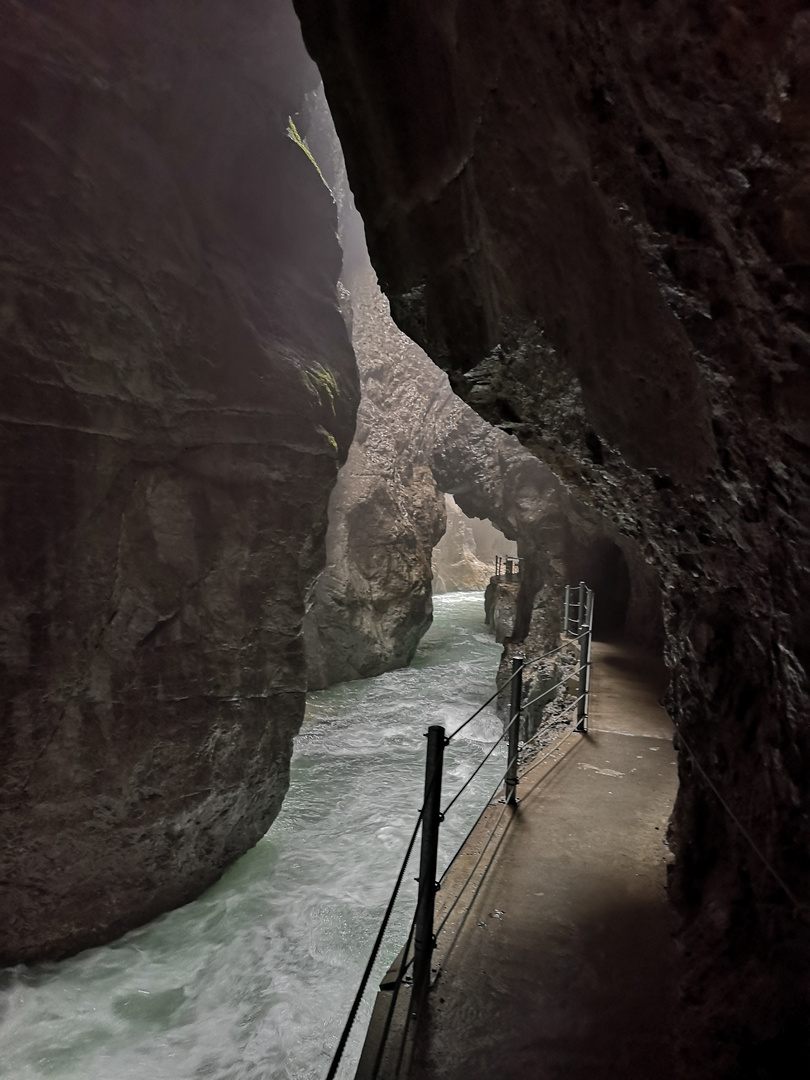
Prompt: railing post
<box><xmin>413</xmin><ymin>725</ymin><xmax>446</xmax><ymax>1007</ymax></box>
<box><xmin>563</xmin><ymin>585</ymin><xmax>570</xmax><ymax>636</ymax></box>
<box><xmin>584</xmin><ymin>591</ymin><xmax>594</xmax><ymax>722</ymax></box>
<box><xmin>505</xmin><ymin>657</ymin><xmax>523</xmax><ymax>805</ymax></box>
<box><xmin>576</xmin><ymin>621</ymin><xmax>591</xmax><ymax>733</ymax></box>
<box><xmin>577</xmin><ymin>581</ymin><xmax>585</xmax><ymax>634</ymax></box>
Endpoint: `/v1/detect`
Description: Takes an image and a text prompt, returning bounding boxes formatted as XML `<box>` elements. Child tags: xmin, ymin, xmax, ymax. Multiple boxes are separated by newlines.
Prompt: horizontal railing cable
<box><xmin>434</xmin><ymin>798</ymin><xmax>510</xmax><ymax>939</ymax></box>
<box><xmin>438</xmin><ymin>747</ymin><xmax>518</xmax><ymax>890</ymax></box>
<box><xmin>519</xmin><ymin>710</ymin><xmax>568</xmax><ymax>751</ymax></box>
<box><xmin>519</xmin><ymin>727</ymin><xmax>578</xmax><ymax>781</ymax></box>
<box><xmin>325</xmin><ymin>808</ymin><xmax>423</xmax><ymax>1080</ymax></box>
<box><xmin>523</xmin><ymin>691</ymin><xmax>586</xmax><ymax>736</ymax></box>
<box><xmin>441</xmin><ymin>710</ymin><xmax>518</xmax><ymax>818</ymax></box>
<box><xmin>521</xmin><ymin>671</ymin><xmax>571</xmax><ymax>712</ymax></box>
<box><xmin>519</xmin><ymin>628</ymin><xmax>589</xmax><ymax>671</ymax></box>
<box><xmin>446</xmin><ymin>680</ymin><xmax>514</xmax><ymax>740</ymax></box>
<box><xmin>434</xmin><ymin>752</ymin><xmax>519</xmax><ymax>937</ymax></box>
<box><xmin>392</xmin><ymin>952</ymin><xmax>418</xmax><ymax>1080</ymax></box>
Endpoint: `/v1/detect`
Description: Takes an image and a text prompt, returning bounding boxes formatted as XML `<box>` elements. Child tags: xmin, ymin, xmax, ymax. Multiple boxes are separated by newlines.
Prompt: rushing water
<box><xmin>1</xmin><ymin>593</ymin><xmax>506</xmax><ymax>1080</ymax></box>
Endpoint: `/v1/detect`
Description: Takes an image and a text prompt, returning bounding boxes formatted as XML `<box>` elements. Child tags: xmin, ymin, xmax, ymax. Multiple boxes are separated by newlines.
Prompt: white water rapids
<box><xmin>1</xmin><ymin>593</ymin><xmax>507</xmax><ymax>1080</ymax></box>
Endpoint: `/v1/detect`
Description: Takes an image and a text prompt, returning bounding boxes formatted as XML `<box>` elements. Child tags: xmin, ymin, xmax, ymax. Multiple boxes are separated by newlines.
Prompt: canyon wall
<box><xmin>305</xmin><ymin>254</ymin><xmax>655</xmax><ymax>689</ymax></box>
<box><xmin>432</xmin><ymin>495</ymin><xmax>515</xmax><ymax>594</ymax></box>
<box><xmin>294</xmin><ymin>1</ymin><xmax>810</xmax><ymax>1073</ymax></box>
<box><xmin>304</xmin><ymin>97</ymin><xmax>657</xmax><ymax>689</ymax></box>
<box><xmin>303</xmin><ymin>266</ymin><xmax>446</xmax><ymax>689</ymax></box>
<box><xmin>0</xmin><ymin>2</ymin><xmax>358</xmax><ymax>963</ymax></box>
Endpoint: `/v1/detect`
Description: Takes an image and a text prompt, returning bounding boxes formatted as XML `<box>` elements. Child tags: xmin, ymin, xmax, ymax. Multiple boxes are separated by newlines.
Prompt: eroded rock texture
<box><xmin>307</xmin><ymin>221</ymin><xmax>661</xmax><ymax>687</ymax></box>
<box><xmin>295</xmin><ymin>1</ymin><xmax>810</xmax><ymax>1073</ymax></box>
<box><xmin>303</xmin><ymin>266</ymin><xmax>446</xmax><ymax>688</ymax></box>
<box><xmin>0</xmin><ymin>2</ymin><xmax>358</xmax><ymax>963</ymax></box>
<box><xmin>432</xmin><ymin>495</ymin><xmax>515</xmax><ymax>593</ymax></box>
<box><xmin>306</xmin><ymin>252</ymin><xmax>655</xmax><ymax>689</ymax></box>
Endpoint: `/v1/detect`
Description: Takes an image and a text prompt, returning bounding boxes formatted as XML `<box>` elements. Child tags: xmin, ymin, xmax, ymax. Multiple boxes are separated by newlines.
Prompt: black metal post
<box><xmin>576</xmin><ymin>621</ymin><xmax>591</xmax><ymax>733</ymax></box>
<box><xmin>584</xmin><ymin>591</ymin><xmax>594</xmax><ymax>721</ymax></box>
<box><xmin>564</xmin><ymin>585</ymin><xmax>570</xmax><ymax>636</ymax></box>
<box><xmin>505</xmin><ymin>657</ymin><xmax>523</xmax><ymax>805</ymax></box>
<box><xmin>413</xmin><ymin>725</ymin><xmax>445</xmax><ymax>1007</ymax></box>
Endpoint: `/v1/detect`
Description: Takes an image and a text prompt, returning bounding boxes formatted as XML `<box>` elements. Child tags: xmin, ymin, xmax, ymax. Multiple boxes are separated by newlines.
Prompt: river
<box><xmin>1</xmin><ymin>593</ymin><xmax>506</xmax><ymax>1080</ymax></box>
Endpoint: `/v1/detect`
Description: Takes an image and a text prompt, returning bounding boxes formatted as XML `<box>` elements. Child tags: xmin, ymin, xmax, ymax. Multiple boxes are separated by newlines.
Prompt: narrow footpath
<box><xmin>409</xmin><ymin>640</ymin><xmax>679</xmax><ymax>1080</ymax></box>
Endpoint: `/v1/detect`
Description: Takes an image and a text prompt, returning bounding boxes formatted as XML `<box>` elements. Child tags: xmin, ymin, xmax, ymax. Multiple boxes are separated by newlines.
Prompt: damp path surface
<box><xmin>0</xmin><ymin>593</ymin><xmax>506</xmax><ymax>1080</ymax></box>
<box><xmin>410</xmin><ymin>639</ymin><xmax>679</xmax><ymax>1080</ymax></box>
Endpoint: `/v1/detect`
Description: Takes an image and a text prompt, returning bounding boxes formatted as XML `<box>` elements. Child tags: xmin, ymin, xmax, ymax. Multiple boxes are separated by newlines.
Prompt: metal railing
<box><xmin>326</xmin><ymin>583</ymin><xmax>594</xmax><ymax>1080</ymax></box>
<box><xmin>563</xmin><ymin>579</ymin><xmax>594</xmax><ymax>638</ymax></box>
<box><xmin>493</xmin><ymin>554</ymin><xmax>521</xmax><ymax>582</ymax></box>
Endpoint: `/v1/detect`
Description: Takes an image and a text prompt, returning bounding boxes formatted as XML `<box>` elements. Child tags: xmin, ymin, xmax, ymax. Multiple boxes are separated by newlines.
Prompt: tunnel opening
<box><xmin>565</xmin><ymin>539</ymin><xmax>633</xmax><ymax>641</ymax></box>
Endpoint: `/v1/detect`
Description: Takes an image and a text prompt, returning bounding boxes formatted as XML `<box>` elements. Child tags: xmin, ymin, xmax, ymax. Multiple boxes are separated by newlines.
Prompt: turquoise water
<box><xmin>0</xmin><ymin>594</ymin><xmax>506</xmax><ymax>1080</ymax></box>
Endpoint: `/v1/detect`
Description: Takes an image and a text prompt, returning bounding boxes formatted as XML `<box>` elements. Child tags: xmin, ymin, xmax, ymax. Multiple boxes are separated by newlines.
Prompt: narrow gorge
<box><xmin>1</xmin><ymin>2</ymin><xmax>808</xmax><ymax>1077</ymax></box>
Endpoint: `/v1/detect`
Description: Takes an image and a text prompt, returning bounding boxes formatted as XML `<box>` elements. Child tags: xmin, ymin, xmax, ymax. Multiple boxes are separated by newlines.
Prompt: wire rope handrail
<box><xmin>436</xmin><ymin>797</ymin><xmax>511</xmax><ymax>939</ymax></box>
<box><xmin>672</xmin><ymin>720</ymin><xmax>807</xmax><ymax>916</ymax></box>
<box><xmin>324</xmin><ymin>582</ymin><xmax>595</xmax><ymax>1079</ymax></box>
<box><xmin>446</xmin><ymin>621</ymin><xmax>591</xmax><ymax>742</ymax></box>
<box><xmin>521</xmin><ymin>670</ymin><xmax>573</xmax><ymax>712</ymax></box>
<box><xmin>446</xmin><ymin>682</ymin><xmax>509</xmax><ymax>740</ymax></box>
<box><xmin>324</xmin><ymin>808</ymin><xmax>422</xmax><ymax>1080</ymax></box>
<box><xmin>434</xmin><ymin>746</ymin><xmax>520</xmax><ymax>937</ymax></box>
<box><xmin>441</xmin><ymin>708</ymin><xmax>519</xmax><ymax>818</ymax></box>
<box><xmin>369</xmin><ymin>911</ymin><xmax>418</xmax><ymax>1080</ymax></box>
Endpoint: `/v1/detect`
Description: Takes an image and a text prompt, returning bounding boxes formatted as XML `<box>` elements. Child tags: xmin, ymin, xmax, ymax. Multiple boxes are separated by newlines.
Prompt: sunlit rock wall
<box><xmin>0</xmin><ymin>1</ymin><xmax>358</xmax><ymax>963</ymax></box>
<box><xmin>304</xmin><ymin>264</ymin><xmax>446</xmax><ymax>689</ymax></box>
<box><xmin>295</xmin><ymin>1</ymin><xmax>810</xmax><ymax>1071</ymax></box>
<box><xmin>432</xmin><ymin>495</ymin><xmax>515</xmax><ymax>594</ymax></box>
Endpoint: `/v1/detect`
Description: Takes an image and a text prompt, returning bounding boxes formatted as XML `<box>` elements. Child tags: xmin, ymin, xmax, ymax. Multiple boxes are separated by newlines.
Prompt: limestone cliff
<box><xmin>294</xmin><ymin>2</ymin><xmax>810</xmax><ymax>1071</ymax></box>
<box><xmin>302</xmin><ymin>278</ymin><xmax>446</xmax><ymax>688</ymax></box>
<box><xmin>306</xmin><ymin>253</ymin><xmax>659</xmax><ymax>689</ymax></box>
<box><xmin>0</xmin><ymin>2</ymin><xmax>358</xmax><ymax>963</ymax></box>
<box><xmin>432</xmin><ymin>495</ymin><xmax>515</xmax><ymax>594</ymax></box>
<box><xmin>304</xmin><ymin>98</ymin><xmax>659</xmax><ymax>689</ymax></box>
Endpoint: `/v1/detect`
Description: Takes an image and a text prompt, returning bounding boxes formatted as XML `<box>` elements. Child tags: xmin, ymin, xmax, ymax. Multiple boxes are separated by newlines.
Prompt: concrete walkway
<box><xmin>407</xmin><ymin>640</ymin><xmax>679</xmax><ymax>1080</ymax></box>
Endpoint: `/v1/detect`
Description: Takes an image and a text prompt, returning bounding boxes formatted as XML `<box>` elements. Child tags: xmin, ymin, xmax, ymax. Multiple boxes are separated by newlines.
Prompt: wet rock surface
<box><xmin>304</xmin><ymin>101</ymin><xmax>660</xmax><ymax>687</ymax></box>
<box><xmin>303</xmin><ymin>263</ymin><xmax>447</xmax><ymax>689</ymax></box>
<box><xmin>295</xmin><ymin>1</ymin><xmax>810</xmax><ymax>1072</ymax></box>
<box><xmin>0</xmin><ymin>2</ymin><xmax>359</xmax><ymax>962</ymax></box>
<box><xmin>305</xmin><ymin>253</ymin><xmax>655</xmax><ymax>689</ymax></box>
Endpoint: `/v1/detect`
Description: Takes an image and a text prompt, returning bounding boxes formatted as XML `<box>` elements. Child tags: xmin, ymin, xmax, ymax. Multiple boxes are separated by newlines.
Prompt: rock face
<box><xmin>303</xmin><ymin>255</ymin><xmax>447</xmax><ymax>689</ymax></box>
<box><xmin>306</xmin><ymin>251</ymin><xmax>656</xmax><ymax>689</ymax></box>
<box><xmin>432</xmin><ymin>495</ymin><xmax>515</xmax><ymax>593</ymax></box>
<box><xmin>307</xmin><ymin>232</ymin><xmax>661</xmax><ymax>687</ymax></box>
<box><xmin>294</xmin><ymin>2</ymin><xmax>810</xmax><ymax>1072</ymax></box>
<box><xmin>304</xmin><ymin>100</ymin><xmax>660</xmax><ymax>689</ymax></box>
<box><xmin>0</xmin><ymin>2</ymin><xmax>358</xmax><ymax>963</ymax></box>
